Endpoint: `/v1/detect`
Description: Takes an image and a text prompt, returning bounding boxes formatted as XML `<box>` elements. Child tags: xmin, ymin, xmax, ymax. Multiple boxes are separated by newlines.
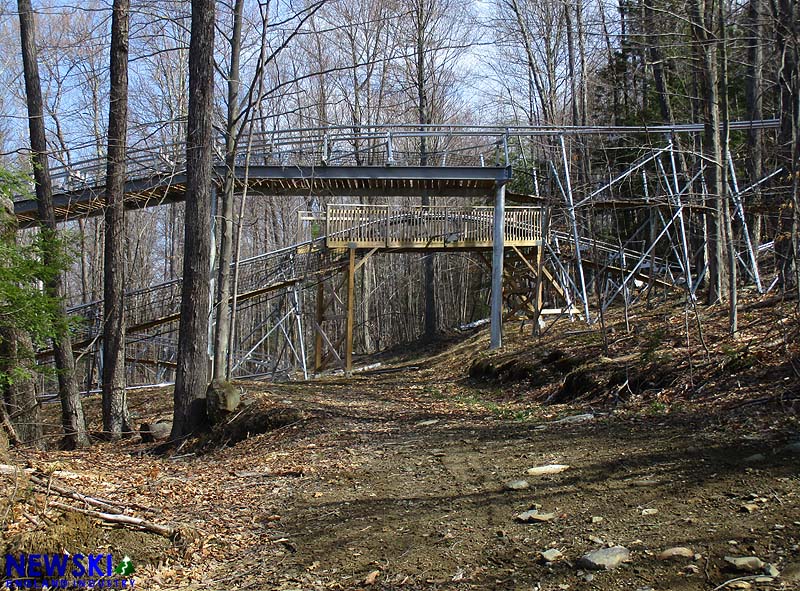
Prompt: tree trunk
<box><xmin>774</xmin><ymin>0</ymin><xmax>799</xmax><ymax>290</ymax></box>
<box><xmin>719</xmin><ymin>0</ymin><xmax>737</xmax><ymax>333</ymax></box>
<box><xmin>565</xmin><ymin>1</ymin><xmax>579</xmax><ymax>126</ymax></box>
<box><xmin>102</xmin><ymin>0</ymin><xmax>131</xmax><ymax>439</ymax></box>
<box><xmin>213</xmin><ymin>0</ymin><xmax>243</xmax><ymax>381</ymax></box>
<box><xmin>744</xmin><ymin>0</ymin><xmax>764</xmax><ymax>254</ymax></box>
<box><xmin>172</xmin><ymin>0</ymin><xmax>216</xmax><ymax>439</ymax></box>
<box><xmin>509</xmin><ymin>0</ymin><xmax>550</xmax><ymax>122</ymax></box>
<box><xmin>415</xmin><ymin>1</ymin><xmax>437</xmax><ymax>340</ymax></box>
<box><xmin>17</xmin><ymin>0</ymin><xmax>89</xmax><ymax>449</ymax></box>
<box><xmin>690</xmin><ymin>0</ymin><xmax>725</xmax><ymax>304</ymax></box>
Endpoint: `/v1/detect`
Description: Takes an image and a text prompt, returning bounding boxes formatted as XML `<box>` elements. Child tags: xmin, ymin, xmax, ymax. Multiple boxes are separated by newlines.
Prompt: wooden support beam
<box><xmin>345</xmin><ymin>246</ymin><xmax>355</xmax><ymax>375</ymax></box>
<box><xmin>354</xmin><ymin>247</ymin><xmax>379</xmax><ymax>272</ymax></box>
<box><xmin>533</xmin><ymin>243</ymin><xmax>545</xmax><ymax>335</ymax></box>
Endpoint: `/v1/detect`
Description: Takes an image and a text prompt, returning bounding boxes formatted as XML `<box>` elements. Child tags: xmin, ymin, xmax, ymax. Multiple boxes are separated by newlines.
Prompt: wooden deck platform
<box><xmin>301</xmin><ymin>204</ymin><xmax>542</xmax><ymax>250</ymax></box>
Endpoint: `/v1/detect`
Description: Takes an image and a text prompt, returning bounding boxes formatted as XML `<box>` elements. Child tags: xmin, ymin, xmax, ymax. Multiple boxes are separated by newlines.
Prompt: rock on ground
<box><xmin>527</xmin><ymin>464</ymin><xmax>570</xmax><ymax>476</ymax></box>
<box><xmin>577</xmin><ymin>546</ymin><xmax>631</xmax><ymax>570</ymax></box>
<box><xmin>658</xmin><ymin>547</ymin><xmax>694</xmax><ymax>560</ymax></box>
<box><xmin>140</xmin><ymin>420</ymin><xmax>172</xmax><ymax>442</ymax></box>
<box><xmin>724</xmin><ymin>556</ymin><xmax>765</xmax><ymax>572</ymax></box>
<box><xmin>505</xmin><ymin>479</ymin><xmax>530</xmax><ymax>490</ymax></box>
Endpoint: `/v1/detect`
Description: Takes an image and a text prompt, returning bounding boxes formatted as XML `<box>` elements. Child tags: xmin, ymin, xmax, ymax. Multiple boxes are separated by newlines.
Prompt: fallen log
<box><xmin>30</xmin><ymin>474</ymin><xmax>122</xmax><ymax>515</ymax></box>
<box><xmin>49</xmin><ymin>501</ymin><xmax>175</xmax><ymax>538</ymax></box>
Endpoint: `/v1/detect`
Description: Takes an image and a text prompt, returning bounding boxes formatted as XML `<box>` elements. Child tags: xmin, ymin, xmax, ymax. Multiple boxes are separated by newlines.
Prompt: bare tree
<box><xmin>212</xmin><ymin>0</ymin><xmax>244</xmax><ymax>382</ymax></box>
<box><xmin>17</xmin><ymin>0</ymin><xmax>89</xmax><ymax>449</ymax></box>
<box><xmin>171</xmin><ymin>0</ymin><xmax>217</xmax><ymax>439</ymax></box>
<box><xmin>102</xmin><ymin>0</ymin><xmax>131</xmax><ymax>438</ymax></box>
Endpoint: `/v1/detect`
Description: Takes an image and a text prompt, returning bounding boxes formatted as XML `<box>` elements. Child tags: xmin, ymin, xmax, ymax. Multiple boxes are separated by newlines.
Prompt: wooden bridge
<box><xmin>19</xmin><ymin>120</ymin><xmax>783</xmax><ymax>386</ymax></box>
<box><xmin>302</xmin><ymin>204</ymin><xmax>542</xmax><ymax>250</ymax></box>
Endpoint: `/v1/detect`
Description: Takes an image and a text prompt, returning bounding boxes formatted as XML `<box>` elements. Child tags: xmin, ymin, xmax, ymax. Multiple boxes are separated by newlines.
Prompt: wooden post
<box><xmin>490</xmin><ymin>183</ymin><xmax>506</xmax><ymax>349</ymax></box>
<box><xmin>314</xmin><ymin>280</ymin><xmax>324</xmax><ymax>374</ymax></box>
<box><xmin>533</xmin><ymin>207</ymin><xmax>549</xmax><ymax>335</ymax></box>
<box><xmin>345</xmin><ymin>245</ymin><xmax>356</xmax><ymax>375</ymax></box>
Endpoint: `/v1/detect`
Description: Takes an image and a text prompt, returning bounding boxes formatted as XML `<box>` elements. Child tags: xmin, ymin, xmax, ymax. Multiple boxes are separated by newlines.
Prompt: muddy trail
<box><xmin>3</xmin><ymin>300</ymin><xmax>800</xmax><ymax>590</ymax></box>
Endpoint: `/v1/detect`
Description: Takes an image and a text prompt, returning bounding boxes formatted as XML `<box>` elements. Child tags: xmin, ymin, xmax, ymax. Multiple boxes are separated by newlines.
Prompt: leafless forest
<box><xmin>0</xmin><ymin>0</ymin><xmax>798</xmax><ymax>441</ymax></box>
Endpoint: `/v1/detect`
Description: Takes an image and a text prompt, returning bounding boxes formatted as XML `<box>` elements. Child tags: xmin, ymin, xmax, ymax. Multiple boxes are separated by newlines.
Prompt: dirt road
<box><xmin>5</xmin><ymin>311</ymin><xmax>800</xmax><ymax>590</ymax></box>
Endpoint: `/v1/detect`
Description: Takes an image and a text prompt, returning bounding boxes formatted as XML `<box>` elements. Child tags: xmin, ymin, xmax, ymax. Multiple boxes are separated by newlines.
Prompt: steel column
<box><xmin>490</xmin><ymin>182</ymin><xmax>506</xmax><ymax>349</ymax></box>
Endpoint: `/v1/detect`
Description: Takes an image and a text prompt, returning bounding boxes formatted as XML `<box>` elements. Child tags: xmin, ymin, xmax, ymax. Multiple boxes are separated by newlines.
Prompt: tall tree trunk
<box><xmin>745</xmin><ymin>0</ymin><xmax>764</xmax><ymax>252</ymax></box>
<box><xmin>102</xmin><ymin>0</ymin><xmax>131</xmax><ymax>439</ymax></box>
<box><xmin>213</xmin><ymin>0</ymin><xmax>243</xmax><ymax>381</ymax></box>
<box><xmin>509</xmin><ymin>0</ymin><xmax>550</xmax><ymax>122</ymax></box>
<box><xmin>576</xmin><ymin>0</ymin><xmax>588</xmax><ymax>126</ymax></box>
<box><xmin>172</xmin><ymin>0</ymin><xmax>216</xmax><ymax>439</ymax></box>
<box><xmin>719</xmin><ymin>0</ymin><xmax>737</xmax><ymax>333</ymax></box>
<box><xmin>17</xmin><ymin>0</ymin><xmax>89</xmax><ymax>449</ymax></box>
<box><xmin>774</xmin><ymin>0</ymin><xmax>799</xmax><ymax>290</ymax></box>
<box><xmin>690</xmin><ymin>0</ymin><xmax>725</xmax><ymax>304</ymax></box>
<box><xmin>565</xmin><ymin>0</ymin><xmax>579</xmax><ymax>126</ymax></box>
<box><xmin>644</xmin><ymin>0</ymin><xmax>675</xmax><ymax>125</ymax></box>
<box><xmin>416</xmin><ymin>1</ymin><xmax>437</xmax><ymax>340</ymax></box>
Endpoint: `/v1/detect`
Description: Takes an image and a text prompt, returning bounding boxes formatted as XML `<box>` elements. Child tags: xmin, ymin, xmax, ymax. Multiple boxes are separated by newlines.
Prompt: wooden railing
<box><xmin>314</xmin><ymin>204</ymin><xmax>542</xmax><ymax>249</ymax></box>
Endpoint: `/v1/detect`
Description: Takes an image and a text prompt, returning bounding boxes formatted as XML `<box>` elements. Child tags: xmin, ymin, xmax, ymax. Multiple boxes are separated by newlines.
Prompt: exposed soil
<box><xmin>2</xmin><ymin>297</ymin><xmax>800</xmax><ymax>590</ymax></box>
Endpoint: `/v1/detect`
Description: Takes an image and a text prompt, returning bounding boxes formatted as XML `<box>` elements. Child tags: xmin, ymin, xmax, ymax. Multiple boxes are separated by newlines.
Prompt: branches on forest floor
<box><xmin>0</xmin><ymin>463</ymin><xmax>176</xmax><ymax>538</ymax></box>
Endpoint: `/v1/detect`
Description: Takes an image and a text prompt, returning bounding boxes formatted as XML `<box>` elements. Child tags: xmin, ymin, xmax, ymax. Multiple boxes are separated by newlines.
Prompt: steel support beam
<box><xmin>490</xmin><ymin>182</ymin><xmax>506</xmax><ymax>349</ymax></box>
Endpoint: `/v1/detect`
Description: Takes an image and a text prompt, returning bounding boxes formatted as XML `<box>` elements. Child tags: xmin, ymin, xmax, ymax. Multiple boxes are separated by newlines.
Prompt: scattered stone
<box><xmin>553</xmin><ymin>413</ymin><xmax>594</xmax><ymax>425</ymax></box>
<box><xmin>206</xmin><ymin>380</ymin><xmax>242</xmax><ymax>424</ymax></box>
<box><xmin>658</xmin><ymin>547</ymin><xmax>694</xmax><ymax>560</ymax></box>
<box><xmin>505</xmin><ymin>479</ymin><xmax>530</xmax><ymax>491</ymax></box>
<box><xmin>742</xmin><ymin>453</ymin><xmax>765</xmax><ymax>464</ymax></box>
<box><xmin>591</xmin><ymin>516</ymin><xmax>604</xmax><ymax>524</ymax></box>
<box><xmin>139</xmin><ymin>420</ymin><xmax>172</xmax><ymax>443</ymax></box>
<box><xmin>685</xmin><ymin>564</ymin><xmax>700</xmax><ymax>574</ymax></box>
<box><xmin>582</xmin><ymin>573</ymin><xmax>594</xmax><ymax>582</ymax></box>
<box><xmin>727</xmin><ymin>582</ymin><xmax>751</xmax><ymax>590</ymax></box>
<box><xmin>516</xmin><ymin>509</ymin><xmax>556</xmax><ymax>523</ymax></box>
<box><xmin>629</xmin><ymin>479</ymin><xmax>660</xmax><ymax>487</ymax></box>
<box><xmin>417</xmin><ymin>419</ymin><xmax>439</xmax><ymax>427</ymax></box>
<box><xmin>724</xmin><ymin>556</ymin><xmax>765</xmax><ymax>573</ymax></box>
<box><xmin>741</xmin><ymin>503</ymin><xmax>760</xmax><ymax>513</ymax></box>
<box><xmin>540</xmin><ymin>549</ymin><xmax>564</xmax><ymax>562</ymax></box>
<box><xmin>531</xmin><ymin>512</ymin><xmax>557</xmax><ymax>522</ymax></box>
<box><xmin>577</xmin><ymin>546</ymin><xmax>631</xmax><ymax>570</ymax></box>
<box><xmin>587</xmin><ymin>535</ymin><xmax>605</xmax><ymax>545</ymax></box>
<box><xmin>364</xmin><ymin>570</ymin><xmax>380</xmax><ymax>585</ymax></box>
<box><xmin>527</xmin><ymin>464</ymin><xmax>570</xmax><ymax>476</ymax></box>
<box><xmin>517</xmin><ymin>510</ymin><xmax>538</xmax><ymax>522</ymax></box>
<box><xmin>641</xmin><ymin>508</ymin><xmax>659</xmax><ymax>516</ymax></box>
<box><xmin>764</xmin><ymin>563</ymin><xmax>780</xmax><ymax>577</ymax></box>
